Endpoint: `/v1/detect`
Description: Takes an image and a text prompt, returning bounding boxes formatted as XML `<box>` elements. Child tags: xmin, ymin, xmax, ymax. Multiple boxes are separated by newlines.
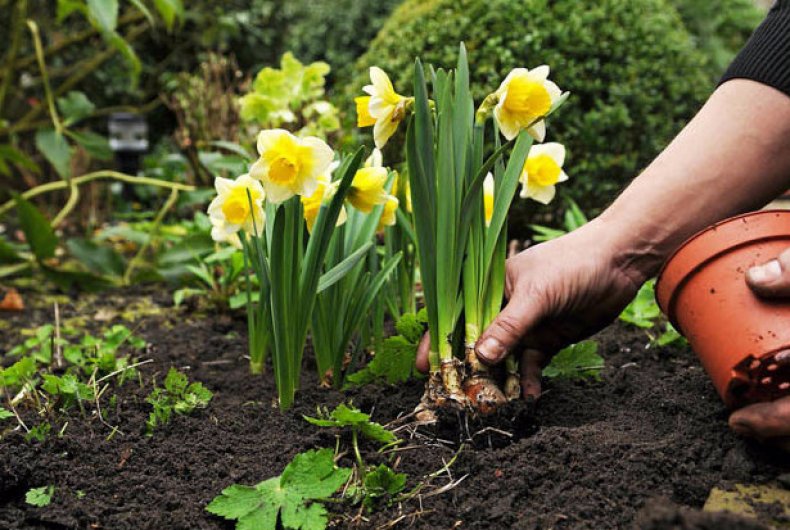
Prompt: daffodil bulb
<box><xmin>249</xmin><ymin>129</ymin><xmax>334</xmax><ymax>203</ymax></box>
<box><xmin>377</xmin><ymin>194</ymin><xmax>399</xmax><ymax>231</ymax></box>
<box><xmin>301</xmin><ymin>162</ymin><xmax>347</xmax><ymax>233</ymax></box>
<box><xmin>347</xmin><ymin>166</ymin><xmax>389</xmax><ymax>213</ymax></box>
<box><xmin>207</xmin><ymin>174</ymin><xmax>266</xmax><ymax>245</ymax></box>
<box><xmin>483</xmin><ymin>172</ymin><xmax>495</xmax><ymax>226</ymax></box>
<box><xmin>494</xmin><ymin>66</ymin><xmax>564</xmax><ymax>142</ymax></box>
<box><xmin>519</xmin><ymin>143</ymin><xmax>569</xmax><ymax>205</ymax></box>
<box><xmin>358</xmin><ymin>67</ymin><xmax>409</xmax><ymax>149</ymax></box>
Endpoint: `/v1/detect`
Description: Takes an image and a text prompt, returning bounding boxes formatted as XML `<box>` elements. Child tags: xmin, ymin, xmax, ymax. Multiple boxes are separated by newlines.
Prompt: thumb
<box><xmin>746</xmin><ymin>247</ymin><xmax>790</xmax><ymax>298</ymax></box>
<box><xmin>475</xmin><ymin>295</ymin><xmax>542</xmax><ymax>365</ymax></box>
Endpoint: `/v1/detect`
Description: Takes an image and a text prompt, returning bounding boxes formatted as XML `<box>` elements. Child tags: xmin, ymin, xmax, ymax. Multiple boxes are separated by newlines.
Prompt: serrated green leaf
<box><xmin>346</xmin><ymin>335</ymin><xmax>417</xmax><ymax>387</ymax></box>
<box><xmin>303</xmin><ymin>405</ymin><xmax>396</xmax><ymax>445</ymax></box>
<box><xmin>57</xmin><ymin>91</ymin><xmax>95</xmax><ymax>126</ymax></box>
<box><xmin>544</xmin><ymin>340</ymin><xmax>604</xmax><ymax>381</ymax></box>
<box><xmin>14</xmin><ymin>194</ymin><xmax>58</xmax><ymax>261</ymax></box>
<box><xmin>26</xmin><ymin>485</ymin><xmax>54</xmax><ymax>507</ymax></box>
<box><xmin>0</xmin><ymin>407</ymin><xmax>15</xmax><ymax>420</ymax></box>
<box><xmin>281</xmin><ymin>448</ymin><xmax>351</xmax><ymax>499</ymax></box>
<box><xmin>394</xmin><ymin>312</ymin><xmax>425</xmax><ymax>344</ymax></box>
<box><xmin>619</xmin><ymin>279</ymin><xmax>660</xmax><ymax>329</ymax></box>
<box><xmin>363</xmin><ymin>464</ymin><xmax>406</xmax><ymax>508</ymax></box>
<box><xmin>35</xmin><ymin>128</ymin><xmax>72</xmax><ymax>179</ymax></box>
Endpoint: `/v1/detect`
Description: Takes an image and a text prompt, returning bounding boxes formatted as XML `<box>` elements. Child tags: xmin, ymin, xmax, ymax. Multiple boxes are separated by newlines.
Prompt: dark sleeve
<box><xmin>719</xmin><ymin>0</ymin><xmax>790</xmax><ymax>98</ymax></box>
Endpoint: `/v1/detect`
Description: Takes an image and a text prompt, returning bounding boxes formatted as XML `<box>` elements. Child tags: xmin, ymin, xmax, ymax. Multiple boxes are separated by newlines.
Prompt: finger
<box><xmin>520</xmin><ymin>348</ymin><xmax>545</xmax><ymax>399</ymax></box>
<box><xmin>415</xmin><ymin>332</ymin><xmax>430</xmax><ymax>374</ymax></box>
<box><xmin>746</xmin><ymin>248</ymin><xmax>790</xmax><ymax>298</ymax></box>
<box><xmin>476</xmin><ymin>294</ymin><xmax>542</xmax><ymax>366</ymax></box>
<box><xmin>729</xmin><ymin>396</ymin><xmax>790</xmax><ymax>440</ymax></box>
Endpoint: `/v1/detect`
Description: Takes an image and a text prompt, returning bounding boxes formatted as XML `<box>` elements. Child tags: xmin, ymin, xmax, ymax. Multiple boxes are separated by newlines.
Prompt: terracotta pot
<box><xmin>656</xmin><ymin>210</ymin><xmax>790</xmax><ymax>409</ymax></box>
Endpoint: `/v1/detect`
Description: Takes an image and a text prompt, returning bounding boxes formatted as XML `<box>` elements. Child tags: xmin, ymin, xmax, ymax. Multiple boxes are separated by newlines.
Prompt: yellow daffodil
<box><xmin>347</xmin><ymin>166</ymin><xmax>389</xmax><ymax>213</ymax></box>
<box><xmin>519</xmin><ymin>143</ymin><xmax>569</xmax><ymax>205</ymax></box>
<box><xmin>301</xmin><ymin>162</ymin><xmax>347</xmax><ymax>232</ymax></box>
<box><xmin>207</xmin><ymin>174</ymin><xmax>266</xmax><ymax>246</ymax></box>
<box><xmin>249</xmin><ymin>129</ymin><xmax>334</xmax><ymax>203</ymax></box>
<box><xmin>377</xmin><ymin>194</ymin><xmax>399</xmax><ymax>231</ymax></box>
<box><xmin>483</xmin><ymin>172</ymin><xmax>495</xmax><ymax>226</ymax></box>
<box><xmin>355</xmin><ymin>96</ymin><xmax>376</xmax><ymax>128</ymax></box>
<box><xmin>390</xmin><ymin>172</ymin><xmax>412</xmax><ymax>214</ymax></box>
<box><xmin>360</xmin><ymin>67</ymin><xmax>409</xmax><ymax>149</ymax></box>
<box><xmin>494</xmin><ymin>66</ymin><xmax>564</xmax><ymax>142</ymax></box>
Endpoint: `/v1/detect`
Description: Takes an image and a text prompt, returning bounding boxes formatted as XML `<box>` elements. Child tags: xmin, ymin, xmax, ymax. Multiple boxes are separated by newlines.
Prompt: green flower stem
<box><xmin>26</xmin><ymin>20</ymin><xmax>61</xmax><ymax>135</ymax></box>
<box><xmin>0</xmin><ymin>170</ymin><xmax>195</xmax><ymax>218</ymax></box>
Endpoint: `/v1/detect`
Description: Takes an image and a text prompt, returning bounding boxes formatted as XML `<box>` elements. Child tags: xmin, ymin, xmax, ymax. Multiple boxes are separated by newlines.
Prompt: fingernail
<box><xmin>749</xmin><ymin>260</ymin><xmax>782</xmax><ymax>283</ymax></box>
<box><xmin>477</xmin><ymin>337</ymin><xmax>506</xmax><ymax>362</ymax></box>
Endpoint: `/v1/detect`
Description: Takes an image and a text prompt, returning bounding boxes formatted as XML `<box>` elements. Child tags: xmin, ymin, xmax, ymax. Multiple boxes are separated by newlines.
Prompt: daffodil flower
<box><xmin>347</xmin><ymin>166</ymin><xmax>389</xmax><ymax>213</ymax></box>
<box><xmin>377</xmin><ymin>195</ymin><xmax>399</xmax><ymax>231</ymax></box>
<box><xmin>360</xmin><ymin>67</ymin><xmax>410</xmax><ymax>149</ymax></box>
<box><xmin>301</xmin><ymin>162</ymin><xmax>347</xmax><ymax>232</ymax></box>
<box><xmin>249</xmin><ymin>129</ymin><xmax>334</xmax><ymax>203</ymax></box>
<box><xmin>364</xmin><ymin>148</ymin><xmax>383</xmax><ymax>168</ymax></box>
<box><xmin>483</xmin><ymin>172</ymin><xmax>495</xmax><ymax>226</ymax></box>
<box><xmin>494</xmin><ymin>66</ymin><xmax>564</xmax><ymax>142</ymax></box>
<box><xmin>519</xmin><ymin>143</ymin><xmax>569</xmax><ymax>204</ymax></box>
<box><xmin>207</xmin><ymin>174</ymin><xmax>266</xmax><ymax>246</ymax></box>
<box><xmin>390</xmin><ymin>171</ymin><xmax>412</xmax><ymax>214</ymax></box>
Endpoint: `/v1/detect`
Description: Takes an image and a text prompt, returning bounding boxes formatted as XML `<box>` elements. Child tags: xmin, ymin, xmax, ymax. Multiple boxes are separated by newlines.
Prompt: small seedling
<box><xmin>76</xmin><ymin>490</ymin><xmax>86</xmax><ymax>499</ymax></box>
<box><xmin>651</xmin><ymin>322</ymin><xmax>687</xmax><ymax>348</ymax></box>
<box><xmin>145</xmin><ymin>367</ymin><xmax>213</xmax><ymax>435</ymax></box>
<box><xmin>361</xmin><ymin>464</ymin><xmax>407</xmax><ymax>509</ymax></box>
<box><xmin>41</xmin><ymin>374</ymin><xmax>95</xmax><ymax>412</ymax></box>
<box><xmin>25</xmin><ymin>485</ymin><xmax>54</xmax><ymax>507</ymax></box>
<box><xmin>544</xmin><ymin>340</ymin><xmax>604</xmax><ymax>381</ymax></box>
<box><xmin>619</xmin><ymin>279</ymin><xmax>661</xmax><ymax>329</ymax></box>
<box><xmin>304</xmin><ymin>403</ymin><xmax>396</xmax><ymax>446</ymax></box>
<box><xmin>346</xmin><ymin>310</ymin><xmax>427</xmax><ymax>387</ymax></box>
<box><xmin>206</xmin><ymin>448</ymin><xmax>351</xmax><ymax>530</ymax></box>
<box><xmin>0</xmin><ymin>407</ymin><xmax>14</xmax><ymax>420</ymax></box>
<box><xmin>24</xmin><ymin>422</ymin><xmax>51</xmax><ymax>442</ymax></box>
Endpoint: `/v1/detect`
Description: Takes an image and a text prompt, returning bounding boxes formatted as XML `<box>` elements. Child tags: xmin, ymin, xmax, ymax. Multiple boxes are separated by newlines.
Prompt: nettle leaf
<box><xmin>619</xmin><ymin>279</ymin><xmax>660</xmax><ymax>329</ymax></box>
<box><xmin>206</xmin><ymin>449</ymin><xmax>350</xmax><ymax>530</ymax></box>
<box><xmin>363</xmin><ymin>464</ymin><xmax>406</xmax><ymax>508</ymax></box>
<box><xmin>57</xmin><ymin>91</ymin><xmax>95</xmax><ymax>126</ymax></box>
<box><xmin>13</xmin><ymin>194</ymin><xmax>58</xmax><ymax>262</ymax></box>
<box><xmin>544</xmin><ymin>340</ymin><xmax>604</xmax><ymax>381</ymax></box>
<box><xmin>26</xmin><ymin>485</ymin><xmax>54</xmax><ymax>507</ymax></box>
<box><xmin>34</xmin><ymin>128</ymin><xmax>72</xmax><ymax>179</ymax></box>
<box><xmin>304</xmin><ymin>404</ymin><xmax>396</xmax><ymax>445</ymax></box>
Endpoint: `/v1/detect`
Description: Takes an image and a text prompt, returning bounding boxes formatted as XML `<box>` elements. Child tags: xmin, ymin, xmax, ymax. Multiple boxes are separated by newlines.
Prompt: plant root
<box><xmin>440</xmin><ymin>358</ymin><xmax>468</xmax><ymax>406</ymax></box>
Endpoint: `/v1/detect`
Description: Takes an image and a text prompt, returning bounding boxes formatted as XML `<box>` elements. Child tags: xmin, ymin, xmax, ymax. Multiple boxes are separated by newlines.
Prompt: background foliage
<box><xmin>347</xmin><ymin>0</ymin><xmax>762</xmax><ymax>233</ymax></box>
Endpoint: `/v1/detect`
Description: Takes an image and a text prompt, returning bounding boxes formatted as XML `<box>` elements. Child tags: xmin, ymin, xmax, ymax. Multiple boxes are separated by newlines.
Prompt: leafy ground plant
<box><xmin>543</xmin><ymin>340</ymin><xmax>605</xmax><ymax>381</ymax></box>
<box><xmin>206</xmin><ymin>448</ymin><xmax>351</xmax><ymax>530</ymax></box>
<box><xmin>25</xmin><ymin>485</ymin><xmax>54</xmax><ymax>507</ymax></box>
<box><xmin>145</xmin><ymin>367</ymin><xmax>213</xmax><ymax>435</ymax></box>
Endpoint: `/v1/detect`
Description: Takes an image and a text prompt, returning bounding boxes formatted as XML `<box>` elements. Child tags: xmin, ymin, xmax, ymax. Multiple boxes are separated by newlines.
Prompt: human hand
<box><xmin>416</xmin><ymin>218</ymin><xmax>646</xmax><ymax>399</ymax></box>
<box><xmin>729</xmin><ymin>247</ymin><xmax>790</xmax><ymax>444</ymax></box>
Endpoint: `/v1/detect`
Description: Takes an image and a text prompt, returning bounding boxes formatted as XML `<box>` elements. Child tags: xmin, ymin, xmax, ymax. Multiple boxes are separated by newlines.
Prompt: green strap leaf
<box><xmin>317</xmin><ymin>241</ymin><xmax>372</xmax><ymax>293</ymax></box>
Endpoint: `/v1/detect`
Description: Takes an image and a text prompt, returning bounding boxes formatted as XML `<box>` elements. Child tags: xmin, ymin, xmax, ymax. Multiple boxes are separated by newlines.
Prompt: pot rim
<box><xmin>655</xmin><ymin>209</ymin><xmax>790</xmax><ymax>322</ymax></box>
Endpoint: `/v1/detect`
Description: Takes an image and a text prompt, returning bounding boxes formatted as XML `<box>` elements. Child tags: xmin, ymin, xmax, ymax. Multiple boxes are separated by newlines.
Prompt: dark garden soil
<box><xmin>1</xmin><ymin>286</ymin><xmax>789</xmax><ymax>530</ymax></box>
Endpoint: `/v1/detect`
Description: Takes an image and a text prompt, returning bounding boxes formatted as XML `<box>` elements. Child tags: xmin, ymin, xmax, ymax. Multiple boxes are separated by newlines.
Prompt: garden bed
<box><xmin>1</xmin><ymin>287</ymin><xmax>788</xmax><ymax>529</ymax></box>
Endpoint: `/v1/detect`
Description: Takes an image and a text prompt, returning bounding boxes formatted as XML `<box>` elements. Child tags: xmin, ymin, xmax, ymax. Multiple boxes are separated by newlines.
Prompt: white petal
<box><xmin>365</xmin><ymin>148</ymin><xmax>383</xmax><ymax>168</ymax></box>
<box><xmin>557</xmin><ymin>170</ymin><xmax>569</xmax><ymax>183</ymax></box>
<box><xmin>256</xmin><ymin>128</ymin><xmax>289</xmax><ymax>156</ymax></box>
<box><xmin>369</xmin><ymin>66</ymin><xmax>394</xmax><ymax>95</ymax></box>
<box><xmin>362</xmin><ymin>84</ymin><xmax>376</xmax><ymax>97</ymax></box>
<box><xmin>368</xmin><ymin>99</ymin><xmax>394</xmax><ymax>120</ymax></box>
<box><xmin>214</xmin><ymin>176</ymin><xmax>233</xmax><ymax>195</ymax></box>
<box><xmin>300</xmin><ymin>136</ymin><xmax>335</xmax><ymax>181</ymax></box>
<box><xmin>543</xmin><ymin>80</ymin><xmax>562</xmax><ymax>102</ymax></box>
<box><xmin>496</xmin><ymin>68</ymin><xmax>527</xmax><ymax>96</ymax></box>
<box><xmin>529</xmin><ymin>184</ymin><xmax>556</xmax><ymax>205</ymax></box>
<box><xmin>528</xmin><ymin>65</ymin><xmax>550</xmax><ymax>82</ymax></box>
<box><xmin>493</xmin><ymin>105</ymin><xmax>520</xmax><ymax>141</ymax></box>
<box><xmin>248</xmin><ymin>157</ymin><xmax>268</xmax><ymax>182</ymax></box>
<box><xmin>535</xmin><ymin>142</ymin><xmax>566</xmax><ymax>166</ymax></box>
<box><xmin>527</xmin><ymin>120</ymin><xmax>546</xmax><ymax>142</ymax></box>
<box><xmin>262</xmin><ymin>180</ymin><xmax>295</xmax><ymax>204</ymax></box>
<box><xmin>373</xmin><ymin>116</ymin><xmax>400</xmax><ymax>149</ymax></box>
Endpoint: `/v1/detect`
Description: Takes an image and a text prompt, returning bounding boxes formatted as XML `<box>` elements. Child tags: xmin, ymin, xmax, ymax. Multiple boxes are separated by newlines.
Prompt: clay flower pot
<box><xmin>656</xmin><ymin>210</ymin><xmax>790</xmax><ymax>409</ymax></box>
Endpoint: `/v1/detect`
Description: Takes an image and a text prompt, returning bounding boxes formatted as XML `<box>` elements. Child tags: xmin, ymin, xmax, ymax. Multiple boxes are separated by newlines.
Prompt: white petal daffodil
<box><xmin>377</xmin><ymin>194</ymin><xmax>399</xmax><ymax>231</ymax></box>
<box><xmin>494</xmin><ymin>66</ymin><xmax>564</xmax><ymax>142</ymax></box>
<box><xmin>347</xmin><ymin>166</ymin><xmax>389</xmax><ymax>213</ymax></box>
<box><xmin>519</xmin><ymin>142</ymin><xmax>569</xmax><ymax>205</ymax></box>
<box><xmin>483</xmin><ymin>172</ymin><xmax>495</xmax><ymax>226</ymax></box>
<box><xmin>301</xmin><ymin>161</ymin><xmax>347</xmax><ymax>233</ymax></box>
<box><xmin>359</xmin><ymin>67</ymin><xmax>410</xmax><ymax>149</ymax></box>
<box><xmin>249</xmin><ymin>129</ymin><xmax>334</xmax><ymax>203</ymax></box>
<box><xmin>207</xmin><ymin>174</ymin><xmax>266</xmax><ymax>246</ymax></box>
<box><xmin>364</xmin><ymin>147</ymin><xmax>383</xmax><ymax>169</ymax></box>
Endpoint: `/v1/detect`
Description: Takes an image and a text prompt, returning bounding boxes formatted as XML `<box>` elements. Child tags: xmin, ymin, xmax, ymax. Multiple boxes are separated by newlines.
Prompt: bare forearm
<box><xmin>597</xmin><ymin>79</ymin><xmax>790</xmax><ymax>282</ymax></box>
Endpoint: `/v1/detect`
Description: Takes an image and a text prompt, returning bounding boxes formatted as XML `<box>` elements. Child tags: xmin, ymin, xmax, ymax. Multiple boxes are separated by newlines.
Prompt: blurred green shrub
<box><xmin>348</xmin><ymin>0</ymin><xmax>761</xmax><ymax>233</ymax></box>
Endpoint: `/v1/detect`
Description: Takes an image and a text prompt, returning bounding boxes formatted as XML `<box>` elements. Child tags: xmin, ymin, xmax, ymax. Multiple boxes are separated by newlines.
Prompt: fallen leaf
<box><xmin>0</xmin><ymin>288</ymin><xmax>24</xmax><ymax>311</ymax></box>
<box><xmin>705</xmin><ymin>483</ymin><xmax>790</xmax><ymax>527</ymax></box>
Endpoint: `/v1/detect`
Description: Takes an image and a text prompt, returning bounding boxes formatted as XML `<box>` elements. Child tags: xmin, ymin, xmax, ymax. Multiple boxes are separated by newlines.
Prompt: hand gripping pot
<box><xmin>656</xmin><ymin>210</ymin><xmax>790</xmax><ymax>409</ymax></box>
